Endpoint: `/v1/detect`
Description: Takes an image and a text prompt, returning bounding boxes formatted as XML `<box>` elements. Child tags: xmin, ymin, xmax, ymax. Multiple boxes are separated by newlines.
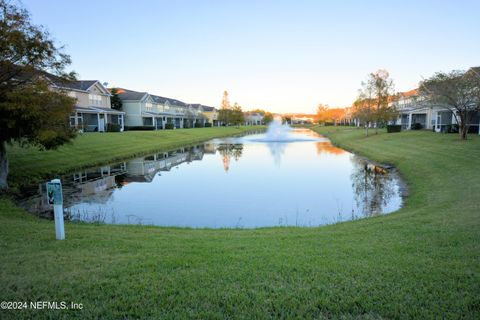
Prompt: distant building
<box><xmin>244</xmin><ymin>112</ymin><xmax>264</xmax><ymax>125</ymax></box>
<box><xmin>188</xmin><ymin>104</ymin><xmax>218</xmax><ymax>126</ymax></box>
<box><xmin>200</xmin><ymin>105</ymin><xmax>220</xmax><ymax>126</ymax></box>
<box><xmin>115</xmin><ymin>88</ymin><xmax>205</xmax><ymax>129</ymax></box>
<box><xmin>291</xmin><ymin>116</ymin><xmax>314</xmax><ymax>124</ymax></box>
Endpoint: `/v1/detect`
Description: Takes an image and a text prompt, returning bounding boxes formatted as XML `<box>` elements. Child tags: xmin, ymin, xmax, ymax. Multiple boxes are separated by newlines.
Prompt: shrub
<box><xmin>387</xmin><ymin>125</ymin><xmax>402</xmax><ymax>133</ymax></box>
<box><xmin>124</xmin><ymin>126</ymin><xmax>155</xmax><ymax>131</ymax></box>
<box><xmin>204</xmin><ymin>122</ymin><xmax>212</xmax><ymax>127</ymax></box>
<box><xmin>445</xmin><ymin>124</ymin><xmax>459</xmax><ymax>133</ymax></box>
<box><xmin>412</xmin><ymin>123</ymin><xmax>423</xmax><ymax>130</ymax></box>
<box><xmin>324</xmin><ymin>122</ymin><xmax>334</xmax><ymax>126</ymax></box>
<box><xmin>165</xmin><ymin>123</ymin><xmax>175</xmax><ymax>130</ymax></box>
<box><xmin>106</xmin><ymin>123</ymin><xmax>121</xmax><ymax>132</ymax></box>
<box><xmin>194</xmin><ymin>122</ymin><xmax>204</xmax><ymax>128</ymax></box>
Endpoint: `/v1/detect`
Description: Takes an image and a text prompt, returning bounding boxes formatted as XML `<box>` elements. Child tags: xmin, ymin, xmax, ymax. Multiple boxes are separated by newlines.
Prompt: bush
<box><xmin>194</xmin><ymin>122</ymin><xmax>204</xmax><ymax>128</ymax></box>
<box><xmin>204</xmin><ymin>122</ymin><xmax>212</xmax><ymax>127</ymax></box>
<box><xmin>165</xmin><ymin>123</ymin><xmax>175</xmax><ymax>130</ymax></box>
<box><xmin>324</xmin><ymin>122</ymin><xmax>334</xmax><ymax>126</ymax></box>
<box><xmin>445</xmin><ymin>124</ymin><xmax>459</xmax><ymax>133</ymax></box>
<box><xmin>124</xmin><ymin>126</ymin><xmax>155</xmax><ymax>131</ymax></box>
<box><xmin>412</xmin><ymin>123</ymin><xmax>423</xmax><ymax>130</ymax></box>
<box><xmin>106</xmin><ymin>123</ymin><xmax>121</xmax><ymax>132</ymax></box>
<box><xmin>387</xmin><ymin>125</ymin><xmax>402</xmax><ymax>133</ymax></box>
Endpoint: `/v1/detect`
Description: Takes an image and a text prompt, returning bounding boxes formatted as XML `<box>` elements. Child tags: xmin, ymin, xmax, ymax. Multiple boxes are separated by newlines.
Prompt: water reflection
<box><xmin>216</xmin><ymin>143</ymin><xmax>243</xmax><ymax>172</ymax></box>
<box><xmin>351</xmin><ymin>160</ymin><xmax>398</xmax><ymax>217</ymax></box>
<box><xmin>267</xmin><ymin>142</ymin><xmax>288</xmax><ymax>166</ymax></box>
<box><xmin>315</xmin><ymin>142</ymin><xmax>346</xmax><ymax>155</ymax></box>
<box><xmin>18</xmin><ymin>129</ymin><xmax>403</xmax><ymax>228</ymax></box>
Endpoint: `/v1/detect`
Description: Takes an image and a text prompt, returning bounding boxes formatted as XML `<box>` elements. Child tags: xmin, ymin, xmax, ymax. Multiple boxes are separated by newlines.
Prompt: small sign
<box><xmin>46</xmin><ymin>181</ymin><xmax>63</xmax><ymax>205</ymax></box>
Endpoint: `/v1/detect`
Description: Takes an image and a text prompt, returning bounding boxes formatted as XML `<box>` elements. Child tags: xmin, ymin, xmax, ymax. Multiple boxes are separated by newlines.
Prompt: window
<box><xmin>89</xmin><ymin>94</ymin><xmax>102</xmax><ymax>106</ymax></box>
<box><xmin>69</xmin><ymin>114</ymin><xmax>83</xmax><ymax>128</ymax></box>
<box><xmin>145</xmin><ymin>102</ymin><xmax>153</xmax><ymax>110</ymax></box>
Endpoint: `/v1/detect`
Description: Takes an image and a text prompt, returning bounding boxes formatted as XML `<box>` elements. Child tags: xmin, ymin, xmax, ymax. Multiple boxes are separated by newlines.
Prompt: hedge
<box><xmin>387</xmin><ymin>125</ymin><xmax>402</xmax><ymax>133</ymax></box>
<box><xmin>124</xmin><ymin>126</ymin><xmax>155</xmax><ymax>131</ymax></box>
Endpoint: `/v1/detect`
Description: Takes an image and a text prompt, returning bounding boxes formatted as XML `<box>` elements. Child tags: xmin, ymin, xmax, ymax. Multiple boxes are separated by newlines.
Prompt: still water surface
<box><xmin>20</xmin><ymin>128</ymin><xmax>403</xmax><ymax>228</ymax></box>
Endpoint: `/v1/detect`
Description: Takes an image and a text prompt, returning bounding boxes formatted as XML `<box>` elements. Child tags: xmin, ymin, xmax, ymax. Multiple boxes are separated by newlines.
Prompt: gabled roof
<box><xmin>399</xmin><ymin>89</ymin><xmax>419</xmax><ymax>98</ymax></box>
<box><xmin>150</xmin><ymin>94</ymin><xmax>168</xmax><ymax>104</ymax></box>
<box><xmin>44</xmin><ymin>73</ymin><xmax>110</xmax><ymax>94</ymax></box>
<box><xmin>114</xmin><ymin>88</ymin><xmax>149</xmax><ymax>101</ymax></box>
<box><xmin>190</xmin><ymin>104</ymin><xmax>216</xmax><ymax>111</ymax></box>
<box><xmin>202</xmin><ymin>106</ymin><xmax>215</xmax><ymax>112</ymax></box>
<box><xmin>467</xmin><ymin>66</ymin><xmax>480</xmax><ymax>78</ymax></box>
<box><xmin>63</xmin><ymin>80</ymin><xmax>98</xmax><ymax>91</ymax></box>
<box><xmin>167</xmin><ymin>98</ymin><xmax>187</xmax><ymax>107</ymax></box>
<box><xmin>150</xmin><ymin>94</ymin><xmax>186</xmax><ymax>106</ymax></box>
<box><xmin>145</xmin><ymin>92</ymin><xmax>187</xmax><ymax>107</ymax></box>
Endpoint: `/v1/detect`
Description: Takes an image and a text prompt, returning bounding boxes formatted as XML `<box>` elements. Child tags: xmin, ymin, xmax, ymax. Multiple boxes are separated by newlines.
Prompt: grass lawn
<box><xmin>0</xmin><ymin>127</ymin><xmax>479</xmax><ymax>319</ymax></box>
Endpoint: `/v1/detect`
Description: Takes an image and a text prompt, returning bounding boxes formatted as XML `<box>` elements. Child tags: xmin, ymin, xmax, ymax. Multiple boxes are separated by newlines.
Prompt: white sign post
<box><xmin>46</xmin><ymin>179</ymin><xmax>65</xmax><ymax>240</ymax></box>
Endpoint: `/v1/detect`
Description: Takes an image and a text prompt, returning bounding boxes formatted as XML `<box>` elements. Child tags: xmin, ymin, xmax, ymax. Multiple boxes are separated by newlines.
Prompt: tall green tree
<box><xmin>218</xmin><ymin>90</ymin><xmax>231</xmax><ymax>126</ymax></box>
<box><xmin>0</xmin><ymin>0</ymin><xmax>76</xmax><ymax>190</ymax></box>
<box><xmin>231</xmin><ymin>102</ymin><xmax>244</xmax><ymax>127</ymax></box>
<box><xmin>110</xmin><ymin>87</ymin><xmax>123</xmax><ymax>110</ymax></box>
<box><xmin>368</xmin><ymin>70</ymin><xmax>396</xmax><ymax>133</ymax></box>
<box><xmin>263</xmin><ymin>112</ymin><xmax>274</xmax><ymax>124</ymax></box>
<box><xmin>419</xmin><ymin>69</ymin><xmax>480</xmax><ymax>140</ymax></box>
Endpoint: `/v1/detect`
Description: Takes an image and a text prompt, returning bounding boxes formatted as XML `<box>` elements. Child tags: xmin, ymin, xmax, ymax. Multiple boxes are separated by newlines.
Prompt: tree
<box><xmin>231</xmin><ymin>102</ymin><xmax>244</xmax><ymax>127</ymax></box>
<box><xmin>354</xmin><ymin>70</ymin><xmax>396</xmax><ymax>135</ymax></box>
<box><xmin>367</xmin><ymin>70</ymin><xmax>396</xmax><ymax>133</ymax></box>
<box><xmin>0</xmin><ymin>0</ymin><xmax>76</xmax><ymax>190</ymax></box>
<box><xmin>316</xmin><ymin>104</ymin><xmax>330</xmax><ymax>124</ymax></box>
<box><xmin>218</xmin><ymin>90</ymin><xmax>231</xmax><ymax>125</ymax></box>
<box><xmin>419</xmin><ymin>69</ymin><xmax>480</xmax><ymax>140</ymax></box>
<box><xmin>110</xmin><ymin>87</ymin><xmax>123</xmax><ymax>110</ymax></box>
<box><xmin>352</xmin><ymin>98</ymin><xmax>374</xmax><ymax>136</ymax></box>
<box><xmin>316</xmin><ymin>104</ymin><xmax>347</xmax><ymax>126</ymax></box>
<box><xmin>263</xmin><ymin>112</ymin><xmax>273</xmax><ymax>124</ymax></box>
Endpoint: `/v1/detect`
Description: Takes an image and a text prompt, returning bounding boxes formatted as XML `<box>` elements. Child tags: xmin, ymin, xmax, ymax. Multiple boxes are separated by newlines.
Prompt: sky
<box><xmin>22</xmin><ymin>0</ymin><xmax>480</xmax><ymax>113</ymax></box>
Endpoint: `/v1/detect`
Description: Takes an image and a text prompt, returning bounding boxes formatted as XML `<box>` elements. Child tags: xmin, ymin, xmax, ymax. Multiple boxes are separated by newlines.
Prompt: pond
<box><xmin>19</xmin><ymin>125</ymin><xmax>404</xmax><ymax>228</ymax></box>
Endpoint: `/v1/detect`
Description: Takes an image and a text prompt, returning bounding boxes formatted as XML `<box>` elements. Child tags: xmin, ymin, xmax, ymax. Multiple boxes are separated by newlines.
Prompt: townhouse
<box><xmin>392</xmin><ymin>89</ymin><xmax>480</xmax><ymax>134</ymax></box>
<box><xmin>116</xmin><ymin>88</ymin><xmax>213</xmax><ymax>129</ymax></box>
<box><xmin>201</xmin><ymin>105</ymin><xmax>220</xmax><ymax>126</ymax></box>
<box><xmin>190</xmin><ymin>104</ymin><xmax>220</xmax><ymax>126</ymax></box>
<box><xmin>48</xmin><ymin>76</ymin><xmax>125</xmax><ymax>132</ymax></box>
<box><xmin>390</xmin><ymin>66</ymin><xmax>480</xmax><ymax>134</ymax></box>
<box><xmin>244</xmin><ymin>112</ymin><xmax>264</xmax><ymax>125</ymax></box>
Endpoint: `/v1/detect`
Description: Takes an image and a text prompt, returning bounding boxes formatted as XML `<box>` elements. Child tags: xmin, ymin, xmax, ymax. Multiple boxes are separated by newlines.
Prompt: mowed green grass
<box><xmin>7</xmin><ymin>126</ymin><xmax>263</xmax><ymax>188</ymax></box>
<box><xmin>0</xmin><ymin>127</ymin><xmax>479</xmax><ymax>319</ymax></box>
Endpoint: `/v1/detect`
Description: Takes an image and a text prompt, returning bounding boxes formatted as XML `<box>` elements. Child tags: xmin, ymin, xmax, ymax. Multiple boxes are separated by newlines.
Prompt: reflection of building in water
<box><xmin>72</xmin><ymin>165</ymin><xmax>126</xmax><ymax>195</ymax></box>
<box><xmin>121</xmin><ymin>145</ymin><xmax>205</xmax><ymax>183</ymax></box>
<box><xmin>315</xmin><ymin>141</ymin><xmax>346</xmax><ymax>155</ymax></box>
<box><xmin>350</xmin><ymin>157</ymin><xmax>397</xmax><ymax>217</ymax></box>
<box><xmin>216</xmin><ymin>144</ymin><xmax>243</xmax><ymax>172</ymax></box>
<box><xmin>21</xmin><ymin>146</ymin><xmax>207</xmax><ymax>215</ymax></box>
<box><xmin>20</xmin><ymin>162</ymin><xmax>127</xmax><ymax>215</ymax></box>
<box><xmin>203</xmin><ymin>143</ymin><xmax>217</xmax><ymax>154</ymax></box>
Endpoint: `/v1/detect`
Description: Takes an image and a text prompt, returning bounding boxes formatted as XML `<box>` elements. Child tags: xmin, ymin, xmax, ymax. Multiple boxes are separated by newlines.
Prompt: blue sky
<box><xmin>22</xmin><ymin>0</ymin><xmax>480</xmax><ymax>113</ymax></box>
